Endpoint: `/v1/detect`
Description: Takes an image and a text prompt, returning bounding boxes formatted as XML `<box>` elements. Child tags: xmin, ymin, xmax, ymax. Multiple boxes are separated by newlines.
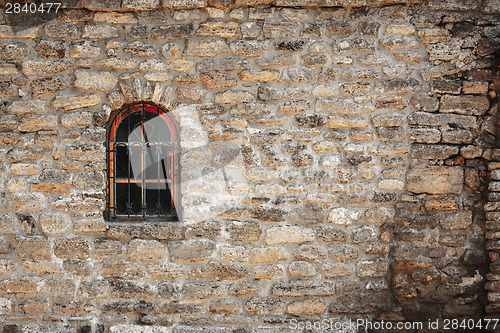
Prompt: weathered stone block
<box><xmin>17</xmin><ymin>114</ymin><xmax>57</xmax><ymax>133</ymax></box>
<box><xmin>74</xmin><ymin>69</ymin><xmax>117</xmax><ymax>93</ymax></box>
<box><xmin>226</xmin><ymin>220</ymin><xmax>262</xmax><ymax>242</ymax></box>
<box><xmin>40</xmin><ymin>213</ymin><xmax>71</xmax><ymax>235</ymax></box>
<box><xmin>265</xmin><ymin>226</ymin><xmax>314</xmax><ymax>245</ymax></box>
<box><xmin>54</xmin><ymin>237</ymin><xmax>90</xmax><ymax>259</ymax></box>
<box><xmin>185</xmin><ymin>39</ymin><xmax>229</xmax><ymax>57</ymax></box>
<box><xmin>182</xmin><ymin>282</ymin><xmax>227</xmax><ymax>299</ymax></box>
<box><xmin>197</xmin><ymin>21</ymin><xmax>239</xmax><ymax>38</ymax></box>
<box><xmin>21</xmin><ymin>60</ymin><xmax>71</xmax><ymax>76</ymax></box>
<box><xmin>440</xmin><ymin>95</ymin><xmax>490</xmax><ymax>116</ymax></box>
<box><xmin>244</xmin><ymin>296</ymin><xmax>285</xmax><ymax>316</ymax></box>
<box><xmin>0</xmin><ymin>42</ymin><xmax>28</xmax><ymax>61</ymax></box>
<box><xmin>69</xmin><ymin>40</ymin><xmax>101</xmax><ymax>58</ymax></box>
<box><xmin>31</xmin><ymin>76</ymin><xmax>68</xmax><ymax>97</ymax></box>
<box><xmin>13</xmin><ymin>193</ymin><xmax>47</xmax><ymax>213</ymax></box>
<box><xmin>15</xmin><ymin>236</ymin><xmax>52</xmax><ymax>261</ymax></box>
<box><xmin>407</xmin><ymin>165</ymin><xmax>463</xmax><ymax>195</ymax></box>
<box><xmin>169</xmin><ymin>239</ymin><xmax>216</xmax><ymax>263</ymax></box>
<box><xmin>271</xmin><ymin>280</ymin><xmax>335</xmax><ymax>296</ymax></box>
<box><xmin>128</xmin><ymin>239</ymin><xmax>165</xmax><ymax>262</ymax></box>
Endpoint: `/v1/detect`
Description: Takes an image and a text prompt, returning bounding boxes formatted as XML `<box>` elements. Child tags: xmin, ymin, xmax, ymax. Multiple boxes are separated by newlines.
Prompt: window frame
<box><xmin>105</xmin><ymin>102</ymin><xmax>181</xmax><ymax>222</ymax></box>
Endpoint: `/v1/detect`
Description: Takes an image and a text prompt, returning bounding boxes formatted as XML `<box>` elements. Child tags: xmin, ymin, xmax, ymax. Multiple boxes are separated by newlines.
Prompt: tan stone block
<box><xmin>185</xmin><ymin>39</ymin><xmax>229</xmax><ymax>57</ymax></box>
<box><xmin>377</xmin><ymin>178</ymin><xmax>404</xmax><ymax>191</ymax></box>
<box><xmin>54</xmin><ymin>237</ymin><xmax>90</xmax><ymax>259</ymax></box>
<box><xmin>0</xmin><ymin>277</ymin><xmax>41</xmax><ymax>294</ymax></box>
<box><xmin>327</xmin><ymin>116</ymin><xmax>368</xmax><ymax>129</ymax></box>
<box><xmin>94</xmin><ymin>12</ymin><xmax>138</xmax><ymax>23</ymax></box>
<box><xmin>416</xmin><ymin>27</ymin><xmax>451</xmax><ymax>44</ymax></box>
<box><xmin>128</xmin><ymin>239</ymin><xmax>165</xmax><ymax>263</ymax></box>
<box><xmin>31</xmin><ymin>183</ymin><xmax>72</xmax><ymax>194</ymax></box>
<box><xmin>440</xmin><ymin>95</ymin><xmax>490</xmax><ymax>116</ymax></box>
<box><xmin>74</xmin><ymin>69</ymin><xmax>117</xmax><ymax>93</ymax></box>
<box><xmin>287</xmin><ymin>299</ymin><xmax>326</xmax><ymax>316</ymax></box>
<box><xmin>6</xmin><ymin>179</ymin><xmax>27</xmax><ymax>193</ymax></box>
<box><xmin>240</xmin><ymin>70</ymin><xmax>279</xmax><ymax>83</ymax></box>
<box><xmin>13</xmin><ymin>193</ymin><xmax>47</xmax><ymax>213</ymax></box>
<box><xmin>40</xmin><ymin>213</ymin><xmax>71</xmax><ymax>235</ymax></box>
<box><xmin>425</xmin><ymin>198</ymin><xmax>458</xmax><ymax>211</ymax></box>
<box><xmin>406</xmin><ymin>165</ymin><xmax>463</xmax><ymax>195</ymax></box>
<box><xmin>51</xmin><ymin>93</ymin><xmax>101</xmax><ymax>111</ymax></box>
<box><xmin>147</xmin><ymin>263</ymin><xmax>185</xmax><ymax>280</ymax></box>
<box><xmin>6</xmin><ymin>99</ymin><xmax>46</xmax><ymax>115</ymax></box>
<box><xmin>18</xmin><ymin>114</ymin><xmax>57</xmax><ymax>133</ymax></box>
<box><xmin>17</xmin><ymin>296</ymin><xmax>50</xmax><ymax>314</ymax></box>
<box><xmin>73</xmin><ymin>218</ymin><xmax>106</xmax><ymax>233</ymax></box>
<box><xmin>21</xmin><ymin>60</ymin><xmax>71</xmax><ymax>76</ymax></box>
<box><xmin>462</xmin><ymin>81</ymin><xmax>489</xmax><ymax>95</ymax></box>
<box><xmin>10</xmin><ymin>163</ymin><xmax>41</xmax><ymax>176</ymax></box>
<box><xmin>249</xmin><ymin>247</ymin><xmax>286</xmax><ymax>264</ymax></box>
<box><xmin>265</xmin><ymin>226</ymin><xmax>315</xmax><ymax>245</ymax></box>
<box><xmin>219</xmin><ymin>245</ymin><xmax>248</xmax><ymax>263</ymax></box>
<box><xmin>214</xmin><ymin>90</ymin><xmax>253</xmax><ymax>105</ymax></box>
<box><xmin>254</xmin><ymin>264</ymin><xmax>286</xmax><ymax>280</ymax></box>
<box><xmin>385</xmin><ymin>23</ymin><xmax>416</xmax><ymax>35</ymax></box>
<box><xmin>20</xmin><ymin>261</ymin><xmax>63</xmax><ymax>277</ymax></box>
<box><xmin>197</xmin><ymin>21</ymin><xmax>239</xmax><ymax>38</ymax></box>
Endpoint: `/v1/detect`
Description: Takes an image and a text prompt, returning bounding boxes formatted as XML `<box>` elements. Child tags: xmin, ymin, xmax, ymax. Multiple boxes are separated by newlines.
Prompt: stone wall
<box><xmin>0</xmin><ymin>0</ymin><xmax>498</xmax><ymax>332</ymax></box>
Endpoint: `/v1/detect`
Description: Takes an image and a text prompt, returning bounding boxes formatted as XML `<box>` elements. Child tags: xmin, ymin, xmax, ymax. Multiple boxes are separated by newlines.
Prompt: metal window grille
<box><xmin>106</xmin><ymin>103</ymin><xmax>180</xmax><ymax>221</ymax></box>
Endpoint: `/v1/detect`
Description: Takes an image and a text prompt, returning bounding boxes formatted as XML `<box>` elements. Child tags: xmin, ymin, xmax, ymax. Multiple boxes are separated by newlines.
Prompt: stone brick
<box><xmin>151</xmin><ymin>24</ymin><xmax>193</xmax><ymax>39</ymax></box>
<box><xmin>189</xmin><ymin>261</ymin><xmax>249</xmax><ymax>281</ymax></box>
<box><xmin>286</xmin><ymin>299</ymin><xmax>326</xmax><ymax>316</ymax></box>
<box><xmin>265</xmin><ymin>226</ymin><xmax>314</xmax><ymax>245</ymax></box>
<box><xmin>122</xmin><ymin>0</ymin><xmax>160</xmax><ymax>10</ymax></box>
<box><xmin>31</xmin><ymin>76</ymin><xmax>68</xmax><ymax>97</ymax></box>
<box><xmin>0</xmin><ymin>277</ymin><xmax>41</xmax><ymax>294</ymax></box>
<box><xmin>34</xmin><ymin>40</ymin><xmax>66</xmax><ymax>59</ymax></box>
<box><xmin>169</xmin><ymin>239</ymin><xmax>216</xmax><ymax>263</ymax></box>
<box><xmin>185</xmin><ymin>39</ymin><xmax>229</xmax><ymax>57</ymax></box>
<box><xmin>271</xmin><ymin>280</ymin><xmax>334</xmax><ymax>297</ymax></box>
<box><xmin>44</xmin><ymin>23</ymin><xmax>79</xmax><ymax>38</ymax></box>
<box><xmin>21</xmin><ymin>60</ymin><xmax>71</xmax><ymax>77</ymax></box>
<box><xmin>416</xmin><ymin>27</ymin><xmax>451</xmax><ymax>44</ymax></box>
<box><xmin>358</xmin><ymin>259</ymin><xmax>389</xmax><ymax>278</ymax></box>
<box><xmin>226</xmin><ymin>220</ymin><xmax>262</xmax><ymax>242</ymax></box>
<box><xmin>54</xmin><ymin>237</ymin><xmax>90</xmax><ymax>260</ymax></box>
<box><xmin>6</xmin><ymin>99</ymin><xmax>46</xmax><ymax>115</ymax></box>
<box><xmin>244</xmin><ymin>296</ymin><xmax>285</xmax><ymax>316</ymax></box>
<box><xmin>162</xmin><ymin>0</ymin><xmax>206</xmax><ymax>8</ymax></box>
<box><xmin>61</xmin><ymin>111</ymin><xmax>93</xmax><ymax>129</ymax></box>
<box><xmin>74</xmin><ymin>69</ymin><xmax>117</xmax><ymax>93</ymax></box>
<box><xmin>197</xmin><ymin>21</ymin><xmax>239</xmax><ymax>38</ymax></box>
<box><xmin>128</xmin><ymin>239</ymin><xmax>165</xmax><ymax>263</ymax></box>
<box><xmin>17</xmin><ymin>114</ymin><xmax>57</xmax><ymax>133</ymax></box>
<box><xmin>407</xmin><ymin>166</ymin><xmax>463</xmax><ymax>195</ymax></box>
<box><xmin>13</xmin><ymin>193</ymin><xmax>47</xmax><ymax>214</ymax></box>
<box><xmin>240</xmin><ymin>70</ymin><xmax>279</xmax><ymax>83</ymax></box>
<box><xmin>263</xmin><ymin>22</ymin><xmax>297</xmax><ymax>38</ymax></box>
<box><xmin>66</xmin><ymin>144</ymin><xmax>106</xmax><ymax>162</ymax></box>
<box><xmin>176</xmin><ymin>88</ymin><xmax>207</xmax><ymax>103</ymax></box>
<box><xmin>15</xmin><ymin>236</ymin><xmax>51</xmax><ymax>261</ymax></box>
<box><xmin>214</xmin><ymin>90</ymin><xmax>253</xmax><ymax>105</ymax></box>
<box><xmin>69</xmin><ymin>40</ymin><xmax>101</xmax><ymax>58</ymax></box>
<box><xmin>440</xmin><ymin>95</ymin><xmax>490</xmax><ymax>116</ymax></box>
<box><xmin>0</xmin><ymin>42</ymin><xmax>28</xmax><ymax>61</ymax></box>
<box><xmin>40</xmin><ymin>213</ymin><xmax>71</xmax><ymax>235</ymax></box>
<box><xmin>249</xmin><ymin>247</ymin><xmax>286</xmax><ymax>264</ymax></box>
<box><xmin>182</xmin><ymin>282</ymin><xmax>227</xmax><ymax>299</ymax></box>
<box><xmin>101</xmin><ymin>259</ymin><xmax>146</xmax><ymax>279</ymax></box>
<box><xmin>51</xmin><ymin>93</ymin><xmax>101</xmax><ymax>111</ymax></box>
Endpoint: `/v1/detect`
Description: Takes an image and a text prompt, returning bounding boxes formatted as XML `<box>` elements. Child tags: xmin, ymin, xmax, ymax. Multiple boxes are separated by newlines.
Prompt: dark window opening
<box><xmin>106</xmin><ymin>103</ymin><xmax>180</xmax><ymax>221</ymax></box>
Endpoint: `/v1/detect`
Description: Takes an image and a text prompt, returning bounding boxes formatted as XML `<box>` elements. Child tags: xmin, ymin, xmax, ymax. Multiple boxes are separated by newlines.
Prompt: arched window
<box><xmin>106</xmin><ymin>103</ymin><xmax>180</xmax><ymax>221</ymax></box>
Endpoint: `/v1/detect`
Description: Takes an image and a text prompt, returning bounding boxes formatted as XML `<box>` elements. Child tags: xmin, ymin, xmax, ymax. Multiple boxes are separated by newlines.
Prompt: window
<box><xmin>106</xmin><ymin>103</ymin><xmax>180</xmax><ymax>221</ymax></box>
